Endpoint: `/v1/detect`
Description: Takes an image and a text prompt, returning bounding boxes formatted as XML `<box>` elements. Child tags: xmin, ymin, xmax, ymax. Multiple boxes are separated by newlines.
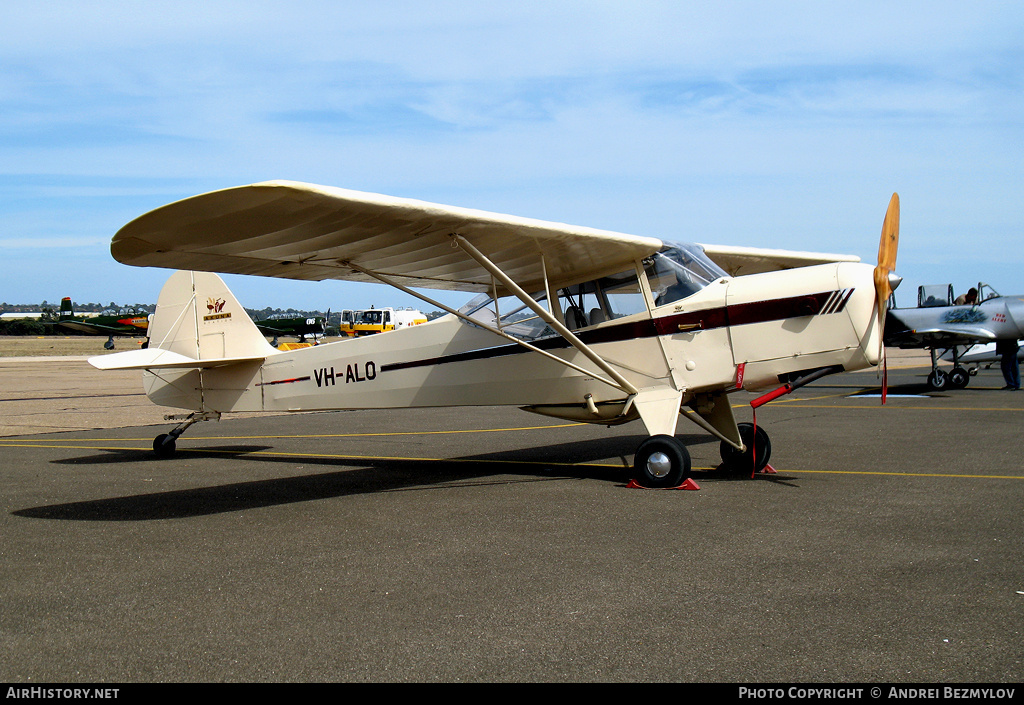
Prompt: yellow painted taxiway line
<box><xmin>0</xmin><ymin>422</ymin><xmax>587</xmax><ymax>444</ymax></box>
<box><xmin>782</xmin><ymin>403</ymin><xmax>1024</xmax><ymax>412</ymax></box>
<box><xmin>1</xmin><ymin>440</ymin><xmax>1021</xmax><ymax>480</ymax></box>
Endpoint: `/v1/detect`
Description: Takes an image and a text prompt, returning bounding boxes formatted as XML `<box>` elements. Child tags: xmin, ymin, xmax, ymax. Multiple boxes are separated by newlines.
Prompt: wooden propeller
<box><xmin>873</xmin><ymin>192</ymin><xmax>900</xmax><ymax>319</ymax></box>
<box><xmin>873</xmin><ymin>193</ymin><xmax>900</xmax><ymax>402</ymax></box>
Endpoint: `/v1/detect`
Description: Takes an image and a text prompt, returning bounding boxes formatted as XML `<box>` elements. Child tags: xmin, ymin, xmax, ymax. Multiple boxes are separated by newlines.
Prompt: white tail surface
<box><xmin>90</xmin><ymin>271</ymin><xmax>277</xmax><ymax>371</ymax></box>
<box><xmin>149</xmin><ymin>270</ymin><xmax>275</xmax><ymax>359</ymax></box>
<box><xmin>90</xmin><ymin>271</ymin><xmax>279</xmax><ymax>413</ymax></box>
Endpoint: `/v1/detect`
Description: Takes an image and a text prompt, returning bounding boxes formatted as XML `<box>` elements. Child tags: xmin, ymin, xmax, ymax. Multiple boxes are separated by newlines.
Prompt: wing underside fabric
<box><xmin>112</xmin><ymin>181</ymin><xmax>664</xmax><ymax>294</ymax></box>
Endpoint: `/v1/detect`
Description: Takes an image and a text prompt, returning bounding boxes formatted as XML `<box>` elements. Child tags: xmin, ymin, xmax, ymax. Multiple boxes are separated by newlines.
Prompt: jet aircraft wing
<box><xmin>56</xmin><ymin>320</ymin><xmax>128</xmax><ymax>335</ymax></box>
<box><xmin>884</xmin><ymin>325</ymin><xmax>998</xmax><ymax>348</ymax></box>
<box><xmin>111</xmin><ymin>181</ymin><xmax>664</xmax><ymax>295</ymax></box>
<box><xmin>697</xmin><ymin>244</ymin><xmax>861</xmax><ymax>276</ymax></box>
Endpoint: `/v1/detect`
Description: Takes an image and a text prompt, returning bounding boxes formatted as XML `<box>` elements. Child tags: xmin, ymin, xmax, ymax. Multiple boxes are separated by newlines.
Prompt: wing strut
<box><xmin>341</xmin><ymin>258</ymin><xmax>639</xmax><ymax>396</ymax></box>
<box><xmin>452</xmin><ymin>235</ymin><xmax>640</xmax><ymax>396</ymax></box>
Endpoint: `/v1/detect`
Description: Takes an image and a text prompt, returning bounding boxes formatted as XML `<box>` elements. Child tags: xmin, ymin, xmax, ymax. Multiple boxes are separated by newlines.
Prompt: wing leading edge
<box><xmin>698</xmin><ymin>244</ymin><xmax>861</xmax><ymax>276</ymax></box>
<box><xmin>112</xmin><ymin>181</ymin><xmax>664</xmax><ymax>295</ymax></box>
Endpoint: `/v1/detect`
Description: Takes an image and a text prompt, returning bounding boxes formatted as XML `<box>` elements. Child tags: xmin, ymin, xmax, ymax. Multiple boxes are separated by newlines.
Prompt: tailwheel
<box><xmin>149</xmin><ymin>411</ymin><xmax>217</xmax><ymax>458</ymax></box>
<box><xmin>632</xmin><ymin>435</ymin><xmax>691</xmax><ymax>488</ymax></box>
<box><xmin>153</xmin><ymin>433</ymin><xmax>176</xmax><ymax>458</ymax></box>
<box><xmin>948</xmin><ymin>366</ymin><xmax>970</xmax><ymax>389</ymax></box>
<box><xmin>720</xmin><ymin>422</ymin><xmax>772</xmax><ymax>476</ymax></box>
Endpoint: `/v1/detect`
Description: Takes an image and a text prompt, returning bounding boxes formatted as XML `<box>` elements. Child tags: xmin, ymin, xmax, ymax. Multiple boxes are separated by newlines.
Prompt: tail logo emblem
<box><xmin>204</xmin><ymin>297</ymin><xmax>231</xmax><ymax>322</ymax></box>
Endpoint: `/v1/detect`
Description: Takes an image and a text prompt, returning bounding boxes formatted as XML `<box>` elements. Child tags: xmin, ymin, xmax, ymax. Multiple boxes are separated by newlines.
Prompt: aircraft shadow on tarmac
<box><xmin>12</xmin><ymin>432</ymin><xmax>793</xmax><ymax>522</ymax></box>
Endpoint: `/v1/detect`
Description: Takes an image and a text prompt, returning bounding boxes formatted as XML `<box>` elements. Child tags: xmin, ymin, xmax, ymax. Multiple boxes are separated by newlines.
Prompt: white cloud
<box><xmin>0</xmin><ymin>2</ymin><xmax>1022</xmax><ymax>307</ymax></box>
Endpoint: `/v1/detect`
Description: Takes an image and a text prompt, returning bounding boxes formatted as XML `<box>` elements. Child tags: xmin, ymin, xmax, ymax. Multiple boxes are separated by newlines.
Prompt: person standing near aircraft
<box><xmin>996</xmin><ymin>338</ymin><xmax>1020</xmax><ymax>390</ymax></box>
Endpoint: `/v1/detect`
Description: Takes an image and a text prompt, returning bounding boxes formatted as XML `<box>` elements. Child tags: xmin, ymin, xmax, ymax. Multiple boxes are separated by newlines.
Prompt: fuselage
<box><xmin>144</xmin><ymin>260</ymin><xmax>882</xmax><ymax>421</ymax></box>
<box><xmin>886</xmin><ymin>295</ymin><xmax>1024</xmax><ymax>347</ymax></box>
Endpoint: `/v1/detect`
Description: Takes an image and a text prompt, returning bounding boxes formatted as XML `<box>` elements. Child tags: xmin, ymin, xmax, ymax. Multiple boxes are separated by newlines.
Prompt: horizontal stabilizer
<box><xmin>89</xmin><ymin>347</ymin><xmax>269</xmax><ymax>371</ymax></box>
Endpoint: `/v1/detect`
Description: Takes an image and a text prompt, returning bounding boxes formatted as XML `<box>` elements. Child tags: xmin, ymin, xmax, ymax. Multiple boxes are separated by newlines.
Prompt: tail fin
<box><xmin>59</xmin><ymin>297</ymin><xmax>74</xmax><ymax>319</ymax></box>
<box><xmin>90</xmin><ymin>271</ymin><xmax>276</xmax><ymax>370</ymax></box>
<box><xmin>148</xmin><ymin>270</ymin><xmax>276</xmax><ymax>359</ymax></box>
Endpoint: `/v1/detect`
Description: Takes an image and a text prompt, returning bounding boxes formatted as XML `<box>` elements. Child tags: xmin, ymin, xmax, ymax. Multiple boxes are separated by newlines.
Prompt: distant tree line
<box><xmin>0</xmin><ymin>301</ymin><xmax>155</xmax><ymax>337</ymax></box>
<box><xmin>1</xmin><ymin>301</ymin><xmax>156</xmax><ymax>314</ymax></box>
<box><xmin>0</xmin><ymin>319</ymin><xmax>48</xmax><ymax>336</ymax></box>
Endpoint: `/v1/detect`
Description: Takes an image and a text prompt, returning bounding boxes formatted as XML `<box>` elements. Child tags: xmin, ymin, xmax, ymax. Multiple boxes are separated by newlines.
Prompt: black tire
<box><xmin>719</xmin><ymin>422</ymin><xmax>772</xmax><ymax>475</ymax></box>
<box><xmin>927</xmin><ymin>369</ymin><xmax>948</xmax><ymax>390</ymax></box>
<box><xmin>632</xmin><ymin>435</ymin><xmax>691</xmax><ymax>488</ymax></box>
<box><xmin>949</xmin><ymin>367</ymin><xmax>970</xmax><ymax>389</ymax></box>
<box><xmin>153</xmin><ymin>433</ymin><xmax>176</xmax><ymax>458</ymax></box>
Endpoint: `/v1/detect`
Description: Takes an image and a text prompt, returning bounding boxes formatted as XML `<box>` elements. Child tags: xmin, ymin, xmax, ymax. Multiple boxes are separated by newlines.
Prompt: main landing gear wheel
<box><xmin>927</xmin><ymin>369</ymin><xmax>948</xmax><ymax>391</ymax></box>
<box><xmin>719</xmin><ymin>422</ymin><xmax>772</xmax><ymax>475</ymax></box>
<box><xmin>632</xmin><ymin>435</ymin><xmax>691</xmax><ymax>488</ymax></box>
<box><xmin>948</xmin><ymin>366</ymin><xmax>970</xmax><ymax>389</ymax></box>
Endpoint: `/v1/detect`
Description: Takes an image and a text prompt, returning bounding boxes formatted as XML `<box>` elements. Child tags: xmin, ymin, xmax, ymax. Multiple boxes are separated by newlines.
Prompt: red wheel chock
<box><xmin>627</xmin><ymin>478</ymin><xmax>701</xmax><ymax>490</ymax></box>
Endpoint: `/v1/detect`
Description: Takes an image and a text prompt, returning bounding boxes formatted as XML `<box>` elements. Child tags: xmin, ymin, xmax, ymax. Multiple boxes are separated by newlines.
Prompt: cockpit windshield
<box><xmin>645</xmin><ymin>243</ymin><xmax>728</xmax><ymax>308</ymax></box>
<box><xmin>358</xmin><ymin>310</ymin><xmax>384</xmax><ymax>324</ymax></box>
<box><xmin>457</xmin><ymin>242</ymin><xmax>727</xmax><ymax>340</ymax></box>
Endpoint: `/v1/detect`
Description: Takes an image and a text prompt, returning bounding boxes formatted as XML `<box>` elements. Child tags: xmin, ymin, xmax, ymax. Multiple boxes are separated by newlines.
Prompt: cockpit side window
<box><xmin>458</xmin><ymin>291</ymin><xmax>555</xmax><ymax>340</ymax></box>
<box><xmin>556</xmin><ymin>266</ymin><xmax>652</xmax><ymax>330</ymax></box>
<box><xmin>456</xmin><ymin>266</ymin><xmax>650</xmax><ymax>339</ymax></box>
<box><xmin>455</xmin><ymin>243</ymin><xmax>726</xmax><ymax>336</ymax></box>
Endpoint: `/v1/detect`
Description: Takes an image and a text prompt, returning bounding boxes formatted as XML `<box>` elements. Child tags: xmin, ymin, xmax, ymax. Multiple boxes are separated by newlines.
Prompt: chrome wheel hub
<box><xmin>646</xmin><ymin>451</ymin><xmax>672</xmax><ymax>478</ymax></box>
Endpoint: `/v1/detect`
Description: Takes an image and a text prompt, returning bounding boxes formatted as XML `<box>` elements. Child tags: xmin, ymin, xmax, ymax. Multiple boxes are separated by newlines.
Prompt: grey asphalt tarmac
<box><xmin>1</xmin><ymin>356</ymin><xmax>1022</xmax><ymax>683</ymax></box>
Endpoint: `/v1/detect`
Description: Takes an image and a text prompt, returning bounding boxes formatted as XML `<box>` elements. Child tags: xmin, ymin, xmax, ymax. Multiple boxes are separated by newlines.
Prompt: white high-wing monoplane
<box><xmin>91</xmin><ymin>181</ymin><xmax>901</xmax><ymax>488</ymax></box>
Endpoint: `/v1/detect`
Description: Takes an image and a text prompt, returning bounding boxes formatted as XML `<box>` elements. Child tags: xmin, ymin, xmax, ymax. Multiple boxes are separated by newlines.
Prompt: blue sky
<box><xmin>2</xmin><ymin>1</ymin><xmax>1022</xmax><ymax>312</ymax></box>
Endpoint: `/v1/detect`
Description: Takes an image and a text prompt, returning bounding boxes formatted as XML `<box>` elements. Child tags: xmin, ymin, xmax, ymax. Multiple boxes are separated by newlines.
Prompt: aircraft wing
<box><xmin>884</xmin><ymin>325</ymin><xmax>998</xmax><ymax>349</ymax></box>
<box><xmin>57</xmin><ymin>320</ymin><xmax>136</xmax><ymax>336</ymax></box>
<box><xmin>697</xmin><ymin>244</ymin><xmax>861</xmax><ymax>276</ymax></box>
<box><xmin>112</xmin><ymin>181</ymin><xmax>664</xmax><ymax>294</ymax></box>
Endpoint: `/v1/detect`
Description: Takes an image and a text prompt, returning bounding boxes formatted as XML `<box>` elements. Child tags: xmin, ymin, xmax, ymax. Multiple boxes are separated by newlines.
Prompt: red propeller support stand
<box><xmin>746</xmin><ymin>365</ymin><xmax>845</xmax><ymax>478</ymax></box>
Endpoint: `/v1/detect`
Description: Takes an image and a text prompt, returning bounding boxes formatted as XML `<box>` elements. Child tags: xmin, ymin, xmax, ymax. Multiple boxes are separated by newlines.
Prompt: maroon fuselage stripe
<box><xmin>257</xmin><ymin>376</ymin><xmax>311</xmax><ymax>386</ymax></box>
<box><xmin>377</xmin><ymin>289</ymin><xmax>851</xmax><ymax>374</ymax></box>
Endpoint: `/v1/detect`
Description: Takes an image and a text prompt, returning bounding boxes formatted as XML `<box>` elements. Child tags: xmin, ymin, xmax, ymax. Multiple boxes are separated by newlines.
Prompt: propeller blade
<box><xmin>873</xmin><ymin>192</ymin><xmax>900</xmax><ymax>309</ymax></box>
<box><xmin>878</xmin><ymin>192</ymin><xmax>900</xmax><ymax>271</ymax></box>
<box><xmin>873</xmin><ymin>192</ymin><xmax>900</xmax><ymax>404</ymax></box>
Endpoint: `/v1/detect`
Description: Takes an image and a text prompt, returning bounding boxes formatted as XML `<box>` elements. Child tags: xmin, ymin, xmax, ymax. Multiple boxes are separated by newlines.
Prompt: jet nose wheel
<box><xmin>633</xmin><ymin>435</ymin><xmax>691</xmax><ymax>488</ymax></box>
<box><xmin>720</xmin><ymin>422</ymin><xmax>772</xmax><ymax>476</ymax></box>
